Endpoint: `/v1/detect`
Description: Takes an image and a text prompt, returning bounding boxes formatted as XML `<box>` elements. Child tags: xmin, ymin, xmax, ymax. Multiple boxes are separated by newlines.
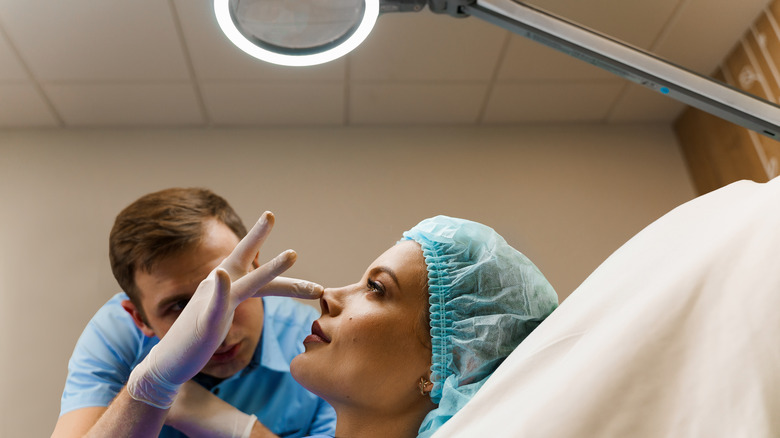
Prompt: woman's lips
<box><xmin>304</xmin><ymin>321</ymin><xmax>331</xmax><ymax>344</ymax></box>
<box><xmin>211</xmin><ymin>342</ymin><xmax>240</xmax><ymax>362</ymax></box>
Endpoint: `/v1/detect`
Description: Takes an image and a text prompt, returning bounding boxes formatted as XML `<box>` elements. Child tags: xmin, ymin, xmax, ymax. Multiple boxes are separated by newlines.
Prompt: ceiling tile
<box><xmin>0</xmin><ymin>84</ymin><xmax>58</xmax><ymax>127</ymax></box>
<box><xmin>527</xmin><ymin>0</ymin><xmax>683</xmax><ymax>48</ymax></box>
<box><xmin>652</xmin><ymin>0</ymin><xmax>773</xmax><ymax>74</ymax></box>
<box><xmin>350</xmin><ymin>12</ymin><xmax>507</xmax><ymax>81</ymax></box>
<box><xmin>607</xmin><ymin>83</ymin><xmax>686</xmax><ymax>123</ymax></box>
<box><xmin>202</xmin><ymin>81</ymin><xmax>345</xmax><ymax>126</ymax></box>
<box><xmin>173</xmin><ymin>0</ymin><xmax>346</xmax><ymax>81</ymax></box>
<box><xmin>349</xmin><ymin>82</ymin><xmax>487</xmax><ymax>124</ymax></box>
<box><xmin>483</xmin><ymin>80</ymin><xmax>624</xmax><ymax>123</ymax></box>
<box><xmin>0</xmin><ymin>30</ymin><xmax>27</xmax><ymax>81</ymax></box>
<box><xmin>44</xmin><ymin>83</ymin><xmax>203</xmax><ymax>127</ymax></box>
<box><xmin>0</xmin><ymin>0</ymin><xmax>190</xmax><ymax>81</ymax></box>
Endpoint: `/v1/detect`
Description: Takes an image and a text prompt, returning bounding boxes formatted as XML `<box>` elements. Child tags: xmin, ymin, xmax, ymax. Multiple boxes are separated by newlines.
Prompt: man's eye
<box><xmin>171</xmin><ymin>299</ymin><xmax>190</xmax><ymax>312</ymax></box>
<box><xmin>367</xmin><ymin>279</ymin><xmax>385</xmax><ymax>296</ymax></box>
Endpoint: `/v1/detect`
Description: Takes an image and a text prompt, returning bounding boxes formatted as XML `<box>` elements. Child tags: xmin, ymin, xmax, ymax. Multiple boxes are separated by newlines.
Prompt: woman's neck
<box><xmin>331</xmin><ymin>400</ymin><xmax>435</xmax><ymax>438</ymax></box>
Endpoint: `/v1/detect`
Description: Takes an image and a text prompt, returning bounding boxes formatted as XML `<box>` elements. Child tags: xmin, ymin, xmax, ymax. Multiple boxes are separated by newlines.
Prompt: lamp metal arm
<box><xmin>383</xmin><ymin>0</ymin><xmax>780</xmax><ymax>139</ymax></box>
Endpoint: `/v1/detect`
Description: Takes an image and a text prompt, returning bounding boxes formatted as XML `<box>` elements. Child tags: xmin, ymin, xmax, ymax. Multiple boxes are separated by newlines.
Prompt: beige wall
<box><xmin>0</xmin><ymin>124</ymin><xmax>694</xmax><ymax>437</ymax></box>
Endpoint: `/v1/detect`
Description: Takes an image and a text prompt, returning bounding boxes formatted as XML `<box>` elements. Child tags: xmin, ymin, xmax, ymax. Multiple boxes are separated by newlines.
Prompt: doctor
<box><xmin>52</xmin><ymin>188</ymin><xmax>335</xmax><ymax>438</ymax></box>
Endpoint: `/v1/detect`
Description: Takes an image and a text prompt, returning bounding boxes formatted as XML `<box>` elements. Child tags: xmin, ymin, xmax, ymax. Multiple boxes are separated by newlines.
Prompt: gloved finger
<box><xmin>199</xmin><ymin>268</ymin><xmax>233</xmax><ymax>336</ymax></box>
<box><xmin>220</xmin><ymin>212</ymin><xmax>274</xmax><ymax>278</ymax></box>
<box><xmin>231</xmin><ymin>249</ymin><xmax>297</xmax><ymax>302</ymax></box>
<box><xmin>255</xmin><ymin>276</ymin><xmax>324</xmax><ymax>300</ymax></box>
<box><xmin>183</xmin><ymin>268</ymin><xmax>233</xmax><ymax>347</ymax></box>
<box><xmin>152</xmin><ymin>268</ymin><xmax>234</xmax><ymax>386</ymax></box>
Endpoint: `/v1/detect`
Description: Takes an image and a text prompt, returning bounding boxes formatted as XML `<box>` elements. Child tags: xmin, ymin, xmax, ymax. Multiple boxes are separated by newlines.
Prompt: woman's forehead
<box><xmin>371</xmin><ymin>240</ymin><xmax>422</xmax><ymax>265</ymax></box>
<box><xmin>368</xmin><ymin>241</ymin><xmax>425</xmax><ymax>280</ymax></box>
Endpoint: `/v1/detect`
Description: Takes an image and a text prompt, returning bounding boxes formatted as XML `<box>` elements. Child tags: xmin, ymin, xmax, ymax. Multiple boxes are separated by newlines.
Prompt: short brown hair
<box><xmin>109</xmin><ymin>188</ymin><xmax>246</xmax><ymax>322</ymax></box>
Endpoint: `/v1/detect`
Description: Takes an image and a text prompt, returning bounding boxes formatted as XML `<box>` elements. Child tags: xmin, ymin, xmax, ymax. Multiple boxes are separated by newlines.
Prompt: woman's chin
<box><xmin>289</xmin><ymin>354</ymin><xmax>305</xmax><ymax>383</ymax></box>
<box><xmin>290</xmin><ymin>354</ymin><xmax>322</xmax><ymax>395</ymax></box>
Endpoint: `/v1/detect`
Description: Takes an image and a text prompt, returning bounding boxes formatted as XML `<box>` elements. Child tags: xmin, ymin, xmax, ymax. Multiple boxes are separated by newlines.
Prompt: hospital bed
<box><xmin>434</xmin><ymin>176</ymin><xmax>780</xmax><ymax>437</ymax></box>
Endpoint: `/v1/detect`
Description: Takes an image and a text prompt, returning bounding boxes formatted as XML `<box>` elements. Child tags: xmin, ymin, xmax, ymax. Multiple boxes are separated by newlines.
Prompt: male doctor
<box><xmin>52</xmin><ymin>188</ymin><xmax>335</xmax><ymax>437</ymax></box>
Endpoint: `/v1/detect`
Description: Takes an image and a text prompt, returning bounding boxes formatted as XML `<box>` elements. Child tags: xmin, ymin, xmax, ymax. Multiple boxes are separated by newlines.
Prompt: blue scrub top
<box><xmin>60</xmin><ymin>293</ymin><xmax>336</xmax><ymax>437</ymax></box>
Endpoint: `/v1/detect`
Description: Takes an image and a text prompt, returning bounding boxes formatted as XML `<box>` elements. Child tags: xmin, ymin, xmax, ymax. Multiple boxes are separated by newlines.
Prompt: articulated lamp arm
<box><xmin>407</xmin><ymin>0</ymin><xmax>780</xmax><ymax>138</ymax></box>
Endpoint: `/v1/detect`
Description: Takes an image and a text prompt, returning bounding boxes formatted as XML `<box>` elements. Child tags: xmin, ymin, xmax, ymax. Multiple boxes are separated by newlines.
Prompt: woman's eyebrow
<box><xmin>373</xmin><ymin>266</ymin><xmax>400</xmax><ymax>286</ymax></box>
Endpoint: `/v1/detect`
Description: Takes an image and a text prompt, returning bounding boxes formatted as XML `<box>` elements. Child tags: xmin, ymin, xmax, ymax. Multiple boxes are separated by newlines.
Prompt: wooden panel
<box><xmin>675</xmin><ymin>0</ymin><xmax>780</xmax><ymax>195</ymax></box>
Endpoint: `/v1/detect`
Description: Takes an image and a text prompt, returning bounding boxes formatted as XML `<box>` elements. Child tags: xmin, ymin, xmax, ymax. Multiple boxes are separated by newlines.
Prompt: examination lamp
<box><xmin>214</xmin><ymin>0</ymin><xmax>780</xmax><ymax>139</ymax></box>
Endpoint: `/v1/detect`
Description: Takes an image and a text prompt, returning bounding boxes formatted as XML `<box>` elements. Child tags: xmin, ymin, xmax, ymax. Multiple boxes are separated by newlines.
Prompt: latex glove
<box><xmin>127</xmin><ymin>212</ymin><xmax>322</xmax><ymax>409</ymax></box>
<box><xmin>166</xmin><ymin>381</ymin><xmax>261</xmax><ymax>438</ymax></box>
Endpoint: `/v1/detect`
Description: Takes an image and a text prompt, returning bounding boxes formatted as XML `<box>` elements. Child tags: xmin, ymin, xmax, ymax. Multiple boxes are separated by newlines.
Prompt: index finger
<box><xmin>255</xmin><ymin>276</ymin><xmax>324</xmax><ymax>300</ymax></box>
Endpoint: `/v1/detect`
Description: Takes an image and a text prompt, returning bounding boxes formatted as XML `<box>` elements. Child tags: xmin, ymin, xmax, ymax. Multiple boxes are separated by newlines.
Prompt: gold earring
<box><xmin>418</xmin><ymin>377</ymin><xmax>432</xmax><ymax>396</ymax></box>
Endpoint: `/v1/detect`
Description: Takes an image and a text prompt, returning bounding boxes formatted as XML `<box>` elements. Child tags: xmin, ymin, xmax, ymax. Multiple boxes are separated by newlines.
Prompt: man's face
<box><xmin>122</xmin><ymin>219</ymin><xmax>264</xmax><ymax>379</ymax></box>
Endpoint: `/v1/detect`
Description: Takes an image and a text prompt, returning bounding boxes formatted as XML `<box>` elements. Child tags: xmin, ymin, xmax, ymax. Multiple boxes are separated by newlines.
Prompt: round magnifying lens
<box><xmin>214</xmin><ymin>0</ymin><xmax>380</xmax><ymax>67</ymax></box>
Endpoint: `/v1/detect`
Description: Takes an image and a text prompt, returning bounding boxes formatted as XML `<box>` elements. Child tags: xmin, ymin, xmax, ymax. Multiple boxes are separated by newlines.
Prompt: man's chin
<box><xmin>201</xmin><ymin>361</ymin><xmax>243</xmax><ymax>379</ymax></box>
<box><xmin>202</xmin><ymin>353</ymin><xmax>250</xmax><ymax>379</ymax></box>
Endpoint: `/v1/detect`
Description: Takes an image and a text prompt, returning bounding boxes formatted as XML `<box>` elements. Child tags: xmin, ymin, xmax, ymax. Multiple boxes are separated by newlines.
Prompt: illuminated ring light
<box><xmin>214</xmin><ymin>0</ymin><xmax>379</xmax><ymax>67</ymax></box>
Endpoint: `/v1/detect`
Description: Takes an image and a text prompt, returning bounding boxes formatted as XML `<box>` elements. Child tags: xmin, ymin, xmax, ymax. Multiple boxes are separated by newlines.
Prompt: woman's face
<box><xmin>291</xmin><ymin>240</ymin><xmax>433</xmax><ymax>415</ymax></box>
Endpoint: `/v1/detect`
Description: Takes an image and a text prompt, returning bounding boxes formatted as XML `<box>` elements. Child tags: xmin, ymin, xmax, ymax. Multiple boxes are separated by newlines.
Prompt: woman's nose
<box><xmin>320</xmin><ymin>286</ymin><xmax>347</xmax><ymax>316</ymax></box>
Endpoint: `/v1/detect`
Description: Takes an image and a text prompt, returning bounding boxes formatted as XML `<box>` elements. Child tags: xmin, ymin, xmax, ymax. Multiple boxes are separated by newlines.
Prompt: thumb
<box><xmin>214</xmin><ymin>268</ymin><xmax>231</xmax><ymax>293</ymax></box>
<box><xmin>195</xmin><ymin>268</ymin><xmax>233</xmax><ymax>337</ymax></box>
<box><xmin>211</xmin><ymin>267</ymin><xmax>232</xmax><ymax>312</ymax></box>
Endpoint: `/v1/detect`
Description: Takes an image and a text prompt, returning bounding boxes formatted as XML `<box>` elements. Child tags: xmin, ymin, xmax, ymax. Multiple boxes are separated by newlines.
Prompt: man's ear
<box><xmin>121</xmin><ymin>299</ymin><xmax>156</xmax><ymax>338</ymax></box>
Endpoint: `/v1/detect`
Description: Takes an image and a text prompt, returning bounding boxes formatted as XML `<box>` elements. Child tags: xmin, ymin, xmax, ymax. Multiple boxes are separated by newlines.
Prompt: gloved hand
<box><xmin>126</xmin><ymin>212</ymin><xmax>322</xmax><ymax>410</ymax></box>
<box><xmin>166</xmin><ymin>381</ymin><xmax>266</xmax><ymax>438</ymax></box>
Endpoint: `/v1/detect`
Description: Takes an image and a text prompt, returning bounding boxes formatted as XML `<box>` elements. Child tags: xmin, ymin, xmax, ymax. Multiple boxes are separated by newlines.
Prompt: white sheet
<box><xmin>432</xmin><ymin>178</ymin><xmax>780</xmax><ymax>437</ymax></box>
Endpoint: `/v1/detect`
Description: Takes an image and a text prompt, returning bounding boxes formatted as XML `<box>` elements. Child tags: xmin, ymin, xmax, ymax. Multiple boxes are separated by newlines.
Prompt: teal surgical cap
<box><xmin>402</xmin><ymin>216</ymin><xmax>559</xmax><ymax>438</ymax></box>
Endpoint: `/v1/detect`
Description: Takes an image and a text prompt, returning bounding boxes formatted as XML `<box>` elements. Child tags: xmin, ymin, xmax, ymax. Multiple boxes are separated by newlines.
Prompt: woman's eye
<box><xmin>367</xmin><ymin>279</ymin><xmax>385</xmax><ymax>295</ymax></box>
